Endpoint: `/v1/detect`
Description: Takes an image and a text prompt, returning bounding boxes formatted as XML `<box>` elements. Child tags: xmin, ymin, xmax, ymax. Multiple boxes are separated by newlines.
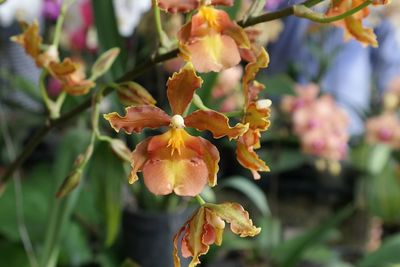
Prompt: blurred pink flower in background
<box><xmin>211</xmin><ymin>66</ymin><xmax>243</xmax><ymax>112</ymax></box>
<box><xmin>282</xmin><ymin>84</ymin><xmax>349</xmax><ymax>161</ymax></box>
<box><xmin>366</xmin><ymin>112</ymin><xmax>400</xmax><ymax>149</ymax></box>
<box><xmin>43</xmin><ymin>0</ymin><xmax>62</xmax><ymax>20</ymax></box>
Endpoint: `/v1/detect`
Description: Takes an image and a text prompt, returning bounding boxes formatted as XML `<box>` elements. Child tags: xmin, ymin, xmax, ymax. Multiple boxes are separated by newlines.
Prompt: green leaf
<box><xmin>220</xmin><ymin>176</ymin><xmax>270</xmax><ymax>216</ymax></box>
<box><xmin>358</xmin><ymin>234</ymin><xmax>400</xmax><ymax>267</ymax></box>
<box><xmin>88</xmin><ymin>141</ymin><xmax>125</xmax><ymax>246</ymax></box>
<box><xmin>92</xmin><ymin>0</ymin><xmax>125</xmax><ymax>79</ymax></box>
<box><xmin>367</xmin><ymin>160</ymin><xmax>400</xmax><ymax>223</ymax></box>
<box><xmin>259</xmin><ymin>74</ymin><xmax>295</xmax><ymax>96</ymax></box>
<box><xmin>0</xmin><ymin>241</ymin><xmax>29</xmax><ymax>267</ymax></box>
<box><xmin>0</xmin><ymin>0</ymin><xmax>7</xmax><ymax>4</ymax></box>
<box><xmin>271</xmin><ymin>205</ymin><xmax>354</xmax><ymax>267</ymax></box>
<box><xmin>91</xmin><ymin>47</ymin><xmax>121</xmax><ymax>81</ymax></box>
<box><xmin>368</xmin><ymin>144</ymin><xmax>392</xmax><ymax>176</ymax></box>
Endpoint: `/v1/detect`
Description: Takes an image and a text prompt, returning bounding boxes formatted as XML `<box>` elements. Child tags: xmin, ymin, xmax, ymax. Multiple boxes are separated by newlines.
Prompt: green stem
<box><xmin>192</xmin><ymin>93</ymin><xmax>211</xmax><ymax>111</ymax></box>
<box><xmin>294</xmin><ymin>0</ymin><xmax>372</xmax><ymax>23</ymax></box>
<box><xmin>195</xmin><ymin>195</ymin><xmax>206</xmax><ymax>206</ymax></box>
<box><xmin>52</xmin><ymin>0</ymin><xmax>75</xmax><ymax>48</ymax></box>
<box><xmin>152</xmin><ymin>0</ymin><xmax>169</xmax><ymax>48</ymax></box>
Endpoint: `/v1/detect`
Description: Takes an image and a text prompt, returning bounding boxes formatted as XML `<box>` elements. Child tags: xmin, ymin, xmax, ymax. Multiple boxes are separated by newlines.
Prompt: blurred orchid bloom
<box><xmin>282</xmin><ymin>85</ymin><xmax>350</xmax><ymax>161</ymax></box>
<box><xmin>0</xmin><ymin>0</ymin><xmax>42</xmax><ymax>26</ymax></box>
<box><xmin>11</xmin><ymin>20</ymin><xmax>96</xmax><ymax>96</ymax></box>
<box><xmin>366</xmin><ymin>112</ymin><xmax>400</xmax><ymax>149</ymax></box>
<box><xmin>236</xmin><ymin>47</ymin><xmax>271</xmax><ymax>179</ymax></box>
<box><xmin>42</xmin><ymin>0</ymin><xmax>62</xmax><ymax>20</ymax></box>
<box><xmin>48</xmin><ymin>58</ymin><xmax>95</xmax><ymax>96</ymax></box>
<box><xmin>211</xmin><ymin>66</ymin><xmax>243</xmax><ymax>112</ymax></box>
<box><xmin>104</xmin><ymin>64</ymin><xmax>248</xmax><ymax>196</ymax></box>
<box><xmin>11</xmin><ymin>21</ymin><xmax>59</xmax><ymax>68</ymax></box>
<box><xmin>113</xmin><ymin>0</ymin><xmax>151</xmax><ymax>37</ymax></box>
<box><xmin>173</xmin><ymin>202</ymin><xmax>260</xmax><ymax>267</ymax></box>
<box><xmin>326</xmin><ymin>0</ymin><xmax>389</xmax><ymax>47</ymax></box>
<box><xmin>178</xmin><ymin>5</ymin><xmax>250</xmax><ymax>72</ymax></box>
<box><xmin>157</xmin><ymin>0</ymin><xmax>233</xmax><ymax>13</ymax></box>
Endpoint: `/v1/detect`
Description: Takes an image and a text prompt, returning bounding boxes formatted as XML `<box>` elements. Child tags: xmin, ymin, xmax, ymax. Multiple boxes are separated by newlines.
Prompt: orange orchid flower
<box><xmin>48</xmin><ymin>58</ymin><xmax>95</xmax><ymax>96</ymax></box>
<box><xmin>11</xmin><ymin>21</ymin><xmax>59</xmax><ymax>68</ymax></box>
<box><xmin>326</xmin><ymin>0</ymin><xmax>388</xmax><ymax>47</ymax></box>
<box><xmin>104</xmin><ymin>64</ymin><xmax>248</xmax><ymax>196</ymax></box>
<box><xmin>173</xmin><ymin>202</ymin><xmax>260</xmax><ymax>267</ymax></box>
<box><xmin>178</xmin><ymin>5</ymin><xmax>250</xmax><ymax>72</ymax></box>
<box><xmin>236</xmin><ymin>47</ymin><xmax>271</xmax><ymax>179</ymax></box>
<box><xmin>11</xmin><ymin>21</ymin><xmax>96</xmax><ymax>96</ymax></box>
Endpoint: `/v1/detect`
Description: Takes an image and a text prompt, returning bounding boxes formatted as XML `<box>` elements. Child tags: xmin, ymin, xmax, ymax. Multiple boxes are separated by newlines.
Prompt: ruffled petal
<box><xmin>11</xmin><ymin>21</ymin><xmax>44</xmax><ymax>66</ymax></box>
<box><xmin>129</xmin><ymin>138</ymin><xmax>151</xmax><ymax>184</ymax></box>
<box><xmin>243</xmin><ymin>47</ymin><xmax>269</xmax><ymax>105</ymax></box>
<box><xmin>186</xmin><ymin>34</ymin><xmax>241</xmax><ymax>73</ymax></box>
<box><xmin>104</xmin><ymin>106</ymin><xmax>171</xmax><ymax>134</ymax></box>
<box><xmin>344</xmin><ymin>16</ymin><xmax>378</xmax><ymax>47</ymax></box>
<box><xmin>236</xmin><ymin>140</ymin><xmax>269</xmax><ymax>179</ymax></box>
<box><xmin>185</xmin><ymin>136</ymin><xmax>220</xmax><ymax>187</ymax></box>
<box><xmin>243</xmin><ymin>102</ymin><xmax>271</xmax><ymax>131</ymax></box>
<box><xmin>143</xmin><ymin>131</ymin><xmax>209</xmax><ymax>196</ymax></box>
<box><xmin>205</xmin><ymin>202</ymin><xmax>261</xmax><ymax>237</ymax></box>
<box><xmin>168</xmin><ymin>63</ymin><xmax>203</xmax><ymax>115</ymax></box>
<box><xmin>185</xmin><ymin>110</ymin><xmax>249</xmax><ymax>140</ymax></box>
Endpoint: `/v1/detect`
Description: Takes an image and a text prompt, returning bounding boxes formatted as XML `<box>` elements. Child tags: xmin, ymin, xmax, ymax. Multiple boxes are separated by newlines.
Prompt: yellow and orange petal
<box><xmin>236</xmin><ymin>140</ymin><xmax>270</xmax><ymax>179</ymax></box>
<box><xmin>174</xmin><ymin>203</ymin><xmax>260</xmax><ymax>267</ymax></box>
<box><xmin>242</xmin><ymin>47</ymin><xmax>270</xmax><ymax>105</ymax></box>
<box><xmin>104</xmin><ymin>105</ymin><xmax>171</xmax><ymax>134</ymax></box>
<box><xmin>178</xmin><ymin>6</ymin><xmax>250</xmax><ymax>72</ymax></box>
<box><xmin>326</xmin><ymin>0</ymin><xmax>378</xmax><ymax>47</ymax></box>
<box><xmin>205</xmin><ymin>202</ymin><xmax>261</xmax><ymax>237</ymax></box>
<box><xmin>185</xmin><ymin>109</ymin><xmax>249</xmax><ymax>140</ymax></box>
<box><xmin>129</xmin><ymin>129</ymin><xmax>219</xmax><ymax>196</ymax></box>
<box><xmin>167</xmin><ymin>63</ymin><xmax>203</xmax><ymax>115</ymax></box>
<box><xmin>181</xmin><ymin>34</ymin><xmax>242</xmax><ymax>73</ymax></box>
<box><xmin>11</xmin><ymin>21</ymin><xmax>42</xmax><ymax>63</ymax></box>
<box><xmin>48</xmin><ymin>58</ymin><xmax>95</xmax><ymax>95</ymax></box>
<box><xmin>243</xmin><ymin>102</ymin><xmax>271</xmax><ymax>131</ymax></box>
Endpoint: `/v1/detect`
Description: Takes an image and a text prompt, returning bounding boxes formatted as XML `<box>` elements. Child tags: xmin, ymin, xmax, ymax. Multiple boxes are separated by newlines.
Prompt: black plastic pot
<box><xmin>122</xmin><ymin>208</ymin><xmax>191</xmax><ymax>267</ymax></box>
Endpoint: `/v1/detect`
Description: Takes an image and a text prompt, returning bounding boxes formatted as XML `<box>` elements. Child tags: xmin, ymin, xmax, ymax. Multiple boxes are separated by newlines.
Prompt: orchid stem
<box><xmin>192</xmin><ymin>93</ymin><xmax>211</xmax><ymax>111</ymax></box>
<box><xmin>152</xmin><ymin>0</ymin><xmax>170</xmax><ymax>49</ymax></box>
<box><xmin>195</xmin><ymin>195</ymin><xmax>206</xmax><ymax>206</ymax></box>
<box><xmin>293</xmin><ymin>0</ymin><xmax>373</xmax><ymax>23</ymax></box>
<box><xmin>52</xmin><ymin>0</ymin><xmax>75</xmax><ymax>48</ymax></box>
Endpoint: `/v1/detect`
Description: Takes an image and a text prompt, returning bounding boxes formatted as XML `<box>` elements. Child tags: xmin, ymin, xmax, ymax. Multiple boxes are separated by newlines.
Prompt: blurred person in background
<box><xmin>267</xmin><ymin>1</ymin><xmax>400</xmax><ymax>136</ymax></box>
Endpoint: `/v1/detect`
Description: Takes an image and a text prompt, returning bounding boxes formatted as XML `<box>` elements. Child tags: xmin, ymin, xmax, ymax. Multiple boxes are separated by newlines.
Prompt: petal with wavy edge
<box><xmin>157</xmin><ymin>0</ymin><xmax>199</xmax><ymax>13</ymax></box>
<box><xmin>168</xmin><ymin>63</ymin><xmax>203</xmax><ymax>115</ymax></box>
<box><xmin>11</xmin><ymin>21</ymin><xmax>42</xmax><ymax>64</ymax></box>
<box><xmin>184</xmin><ymin>207</ymin><xmax>210</xmax><ymax>267</ymax></box>
<box><xmin>205</xmin><ymin>209</ymin><xmax>225</xmax><ymax>245</ymax></box>
<box><xmin>243</xmin><ymin>47</ymin><xmax>269</xmax><ymax>105</ymax></box>
<box><xmin>205</xmin><ymin>202</ymin><xmax>261</xmax><ymax>237</ymax></box>
<box><xmin>186</xmin><ymin>137</ymin><xmax>220</xmax><ymax>187</ymax></box>
<box><xmin>185</xmin><ymin>110</ymin><xmax>248</xmax><ymax>140</ymax></box>
<box><xmin>129</xmin><ymin>138</ymin><xmax>151</xmax><ymax>184</ymax></box>
<box><xmin>236</xmin><ymin>140</ymin><xmax>269</xmax><ymax>179</ymax></box>
<box><xmin>104</xmin><ymin>106</ymin><xmax>171</xmax><ymax>134</ymax></box>
<box><xmin>143</xmin><ymin>131</ymin><xmax>209</xmax><ymax>196</ymax></box>
<box><xmin>243</xmin><ymin>102</ymin><xmax>271</xmax><ymax>131</ymax></box>
<box><xmin>344</xmin><ymin>16</ymin><xmax>378</xmax><ymax>47</ymax></box>
<box><xmin>48</xmin><ymin>58</ymin><xmax>76</xmax><ymax>78</ymax></box>
<box><xmin>186</xmin><ymin>34</ymin><xmax>241</xmax><ymax>73</ymax></box>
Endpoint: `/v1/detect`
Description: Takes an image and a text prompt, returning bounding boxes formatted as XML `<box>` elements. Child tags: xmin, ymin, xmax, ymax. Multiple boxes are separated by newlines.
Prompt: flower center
<box><xmin>171</xmin><ymin>114</ymin><xmax>186</xmax><ymax>129</ymax></box>
<box><xmin>200</xmin><ymin>6</ymin><xmax>220</xmax><ymax>30</ymax></box>
<box><xmin>167</xmin><ymin>128</ymin><xmax>188</xmax><ymax>155</ymax></box>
